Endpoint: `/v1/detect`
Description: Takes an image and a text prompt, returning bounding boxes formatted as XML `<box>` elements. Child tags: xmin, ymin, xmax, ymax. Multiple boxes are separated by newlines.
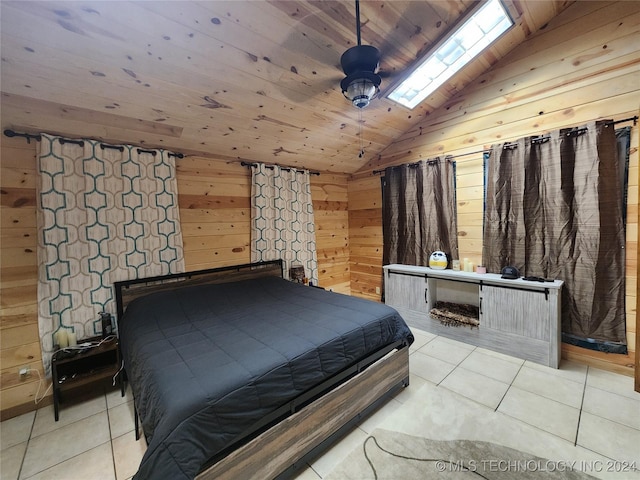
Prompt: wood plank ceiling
<box><xmin>0</xmin><ymin>1</ymin><xmax>573</xmax><ymax>174</ymax></box>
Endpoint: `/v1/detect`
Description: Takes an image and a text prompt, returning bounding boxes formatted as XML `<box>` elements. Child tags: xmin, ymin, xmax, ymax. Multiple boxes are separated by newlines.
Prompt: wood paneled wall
<box><xmin>1</xmin><ymin>137</ymin><xmax>43</xmax><ymax>420</ymax></box>
<box><xmin>310</xmin><ymin>173</ymin><xmax>351</xmax><ymax>292</ymax></box>
<box><xmin>348</xmin><ymin>176</ymin><xmax>383</xmax><ymax>301</ymax></box>
<box><xmin>0</xmin><ymin>140</ymin><xmax>350</xmax><ymax>418</ymax></box>
<box><xmin>178</xmin><ymin>157</ymin><xmax>350</xmax><ymax>292</ymax></box>
<box><xmin>349</xmin><ymin>0</ymin><xmax>639</xmax><ymax>375</ymax></box>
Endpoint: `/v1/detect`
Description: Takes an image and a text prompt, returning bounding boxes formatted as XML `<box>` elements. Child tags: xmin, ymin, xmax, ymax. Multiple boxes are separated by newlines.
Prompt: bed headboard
<box><xmin>114</xmin><ymin>260</ymin><xmax>283</xmax><ymax>322</ymax></box>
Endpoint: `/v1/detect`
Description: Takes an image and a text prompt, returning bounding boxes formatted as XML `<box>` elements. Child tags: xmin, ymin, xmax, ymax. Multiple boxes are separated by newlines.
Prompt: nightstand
<box><xmin>51</xmin><ymin>336</ymin><xmax>124</xmax><ymax>421</ymax></box>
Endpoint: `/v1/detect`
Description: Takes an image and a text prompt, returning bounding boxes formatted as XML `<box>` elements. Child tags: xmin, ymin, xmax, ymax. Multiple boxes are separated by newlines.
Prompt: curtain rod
<box><xmin>372</xmin><ymin>151</ymin><xmax>483</xmax><ymax>174</ymax></box>
<box><xmin>240</xmin><ymin>161</ymin><xmax>320</xmax><ymax>176</ymax></box>
<box><xmin>3</xmin><ymin>129</ymin><xmax>185</xmax><ymax>159</ymax></box>
<box><xmin>611</xmin><ymin>115</ymin><xmax>639</xmax><ymax>126</ymax></box>
<box><xmin>371</xmin><ymin>115</ymin><xmax>638</xmax><ymax>175</ymax></box>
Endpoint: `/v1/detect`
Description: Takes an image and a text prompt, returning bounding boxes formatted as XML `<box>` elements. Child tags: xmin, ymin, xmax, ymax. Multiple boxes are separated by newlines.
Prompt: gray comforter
<box><xmin>119</xmin><ymin>276</ymin><xmax>413</xmax><ymax>479</ymax></box>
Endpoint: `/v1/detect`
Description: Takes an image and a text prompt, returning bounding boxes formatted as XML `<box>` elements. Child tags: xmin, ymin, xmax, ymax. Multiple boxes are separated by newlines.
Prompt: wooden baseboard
<box><xmin>562</xmin><ymin>344</ymin><xmax>635</xmax><ymax>377</ymax></box>
<box><xmin>1</xmin><ymin>381</ymin><xmax>123</xmax><ymax>421</ymax></box>
<box><xmin>196</xmin><ymin>346</ymin><xmax>410</xmax><ymax>480</ymax></box>
<box><xmin>0</xmin><ymin>395</ymin><xmax>53</xmax><ymax>422</ymax></box>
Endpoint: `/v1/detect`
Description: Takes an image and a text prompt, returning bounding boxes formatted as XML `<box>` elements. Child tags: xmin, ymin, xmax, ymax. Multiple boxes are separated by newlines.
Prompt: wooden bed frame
<box><xmin>114</xmin><ymin>260</ymin><xmax>410</xmax><ymax>480</ymax></box>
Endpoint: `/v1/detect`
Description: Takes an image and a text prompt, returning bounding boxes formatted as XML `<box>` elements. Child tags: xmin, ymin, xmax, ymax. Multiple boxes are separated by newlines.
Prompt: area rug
<box><xmin>325</xmin><ymin>429</ymin><xmax>597</xmax><ymax>479</ymax></box>
<box><xmin>430</xmin><ymin>301</ymin><xmax>480</xmax><ymax>328</ymax></box>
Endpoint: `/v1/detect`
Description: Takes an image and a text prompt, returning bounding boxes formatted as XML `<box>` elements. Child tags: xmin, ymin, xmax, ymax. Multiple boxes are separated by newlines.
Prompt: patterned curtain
<box><xmin>250</xmin><ymin>163</ymin><xmax>318</xmax><ymax>284</ymax></box>
<box><xmin>483</xmin><ymin>121</ymin><xmax>626</xmax><ymax>348</ymax></box>
<box><xmin>37</xmin><ymin>134</ymin><xmax>184</xmax><ymax>374</ymax></box>
<box><xmin>382</xmin><ymin>159</ymin><xmax>459</xmax><ymax>266</ymax></box>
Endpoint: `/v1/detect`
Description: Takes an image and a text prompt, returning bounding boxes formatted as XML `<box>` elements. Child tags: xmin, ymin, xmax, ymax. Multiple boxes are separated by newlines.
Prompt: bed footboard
<box><xmin>196</xmin><ymin>345</ymin><xmax>410</xmax><ymax>480</ymax></box>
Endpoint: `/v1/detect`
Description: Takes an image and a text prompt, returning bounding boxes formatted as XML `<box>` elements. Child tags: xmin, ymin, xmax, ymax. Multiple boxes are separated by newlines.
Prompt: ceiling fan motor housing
<box><xmin>340</xmin><ymin>45</ymin><xmax>382</xmax><ymax>108</ymax></box>
<box><xmin>340</xmin><ymin>45</ymin><xmax>381</xmax><ymax>76</ymax></box>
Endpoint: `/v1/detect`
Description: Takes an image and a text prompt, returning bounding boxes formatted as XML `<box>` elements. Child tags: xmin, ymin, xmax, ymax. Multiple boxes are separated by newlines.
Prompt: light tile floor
<box><xmin>2</xmin><ymin>328</ymin><xmax>639</xmax><ymax>479</ymax></box>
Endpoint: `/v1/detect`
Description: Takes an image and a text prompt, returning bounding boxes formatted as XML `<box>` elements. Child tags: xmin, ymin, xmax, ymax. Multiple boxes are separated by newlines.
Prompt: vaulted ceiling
<box><xmin>1</xmin><ymin>1</ymin><xmax>573</xmax><ymax>173</ymax></box>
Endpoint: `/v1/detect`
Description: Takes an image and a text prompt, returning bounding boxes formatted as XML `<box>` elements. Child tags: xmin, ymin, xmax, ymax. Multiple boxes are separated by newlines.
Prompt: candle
<box><xmin>452</xmin><ymin>260</ymin><xmax>460</xmax><ymax>271</ymax></box>
<box><xmin>476</xmin><ymin>265</ymin><xmax>487</xmax><ymax>274</ymax></box>
<box><xmin>54</xmin><ymin>329</ymin><xmax>68</xmax><ymax>348</ymax></box>
<box><xmin>67</xmin><ymin>330</ymin><xmax>77</xmax><ymax>346</ymax></box>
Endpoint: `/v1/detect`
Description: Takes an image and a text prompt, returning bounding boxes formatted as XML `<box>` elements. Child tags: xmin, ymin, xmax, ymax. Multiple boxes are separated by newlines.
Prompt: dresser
<box><xmin>384</xmin><ymin>264</ymin><xmax>564</xmax><ymax>367</ymax></box>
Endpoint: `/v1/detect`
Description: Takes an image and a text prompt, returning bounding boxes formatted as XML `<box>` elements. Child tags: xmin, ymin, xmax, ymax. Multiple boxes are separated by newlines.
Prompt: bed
<box><xmin>114</xmin><ymin>260</ymin><xmax>413</xmax><ymax>480</ymax></box>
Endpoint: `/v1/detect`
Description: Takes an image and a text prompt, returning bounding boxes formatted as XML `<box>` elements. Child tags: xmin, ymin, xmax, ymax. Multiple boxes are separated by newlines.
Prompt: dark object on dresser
<box><xmin>289</xmin><ymin>264</ymin><xmax>305</xmax><ymax>283</ymax></box>
<box><xmin>500</xmin><ymin>266</ymin><xmax>520</xmax><ymax>279</ymax></box>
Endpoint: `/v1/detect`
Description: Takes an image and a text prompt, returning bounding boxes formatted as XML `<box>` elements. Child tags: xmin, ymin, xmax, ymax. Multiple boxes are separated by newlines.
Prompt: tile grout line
<box><xmin>22</xmin><ymin>390</ymin><xmax>116</xmax><ymax>480</ymax></box>
<box><xmin>574</xmin><ymin>365</ymin><xmax>589</xmax><ymax>447</ymax></box>
<box><xmin>104</xmin><ymin>389</ymin><xmax>119</xmax><ymax>480</ymax></box>
<box><xmin>435</xmin><ymin>361</ymin><xmax>514</xmax><ymax>412</ymax></box>
<box><xmin>495</xmin><ymin>408</ymin><xmax>579</xmax><ymax>446</ymax></box>
<box><xmin>16</xmin><ymin>410</ymin><xmax>37</xmax><ymax>480</ymax></box>
<box><xmin>435</xmin><ymin>345</ymin><xmax>476</xmax><ymax>386</ymax></box>
<box><xmin>309</xmin><ymin>462</ymin><xmax>323</xmax><ymax>479</ymax></box>
<box><xmin>586</xmin><ymin>382</ymin><xmax>640</xmax><ymax>401</ymax></box>
<box><xmin>412</xmin><ymin>334</ymin><xmax>438</xmax><ymax>354</ymax></box>
<box><xmin>578</xmin><ymin>402</ymin><xmax>640</xmax><ymax>433</ymax></box>
<box><xmin>503</xmin><ymin>363</ymin><xmax>588</xmax><ymax>409</ymax></box>
<box><xmin>494</xmin><ymin>361</ymin><xmax>525</xmax><ymax>412</ymax></box>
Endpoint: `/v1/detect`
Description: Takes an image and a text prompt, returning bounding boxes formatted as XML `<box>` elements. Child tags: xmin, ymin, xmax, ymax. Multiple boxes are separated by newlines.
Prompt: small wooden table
<box><xmin>51</xmin><ymin>336</ymin><xmax>124</xmax><ymax>421</ymax></box>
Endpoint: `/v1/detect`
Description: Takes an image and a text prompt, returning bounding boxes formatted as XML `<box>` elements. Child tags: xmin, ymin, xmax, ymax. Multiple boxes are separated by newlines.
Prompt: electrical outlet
<box><xmin>19</xmin><ymin>366</ymin><xmax>31</xmax><ymax>380</ymax></box>
<box><xmin>375</xmin><ymin>286</ymin><xmax>381</xmax><ymax>295</ymax></box>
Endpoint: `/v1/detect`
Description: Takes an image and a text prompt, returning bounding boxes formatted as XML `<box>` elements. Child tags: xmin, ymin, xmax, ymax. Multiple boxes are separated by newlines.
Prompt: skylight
<box><xmin>387</xmin><ymin>0</ymin><xmax>514</xmax><ymax>109</ymax></box>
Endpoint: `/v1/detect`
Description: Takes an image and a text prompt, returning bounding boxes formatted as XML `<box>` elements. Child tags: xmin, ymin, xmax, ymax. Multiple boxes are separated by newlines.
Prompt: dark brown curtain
<box><xmin>483</xmin><ymin>121</ymin><xmax>626</xmax><ymax>345</ymax></box>
<box><xmin>383</xmin><ymin>159</ymin><xmax>459</xmax><ymax>266</ymax></box>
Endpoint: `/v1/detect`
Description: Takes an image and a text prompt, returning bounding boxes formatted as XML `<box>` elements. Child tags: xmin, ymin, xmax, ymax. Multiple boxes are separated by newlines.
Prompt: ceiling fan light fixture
<box><xmin>341</xmin><ymin>72</ymin><xmax>381</xmax><ymax>109</ymax></box>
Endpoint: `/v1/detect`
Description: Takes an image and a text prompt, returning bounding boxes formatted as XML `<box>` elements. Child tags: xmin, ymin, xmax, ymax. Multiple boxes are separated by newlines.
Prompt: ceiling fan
<box><xmin>339</xmin><ymin>0</ymin><xmax>382</xmax><ymax>109</ymax></box>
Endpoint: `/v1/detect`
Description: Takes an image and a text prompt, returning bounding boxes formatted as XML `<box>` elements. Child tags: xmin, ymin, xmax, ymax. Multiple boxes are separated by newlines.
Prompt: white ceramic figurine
<box><xmin>429</xmin><ymin>251</ymin><xmax>448</xmax><ymax>270</ymax></box>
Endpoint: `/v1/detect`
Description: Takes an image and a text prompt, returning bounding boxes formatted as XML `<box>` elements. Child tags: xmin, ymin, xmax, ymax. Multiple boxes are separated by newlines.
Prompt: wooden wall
<box><xmin>349</xmin><ymin>0</ymin><xmax>639</xmax><ymax>375</ymax></box>
<box><xmin>0</xmin><ymin>139</ymin><xmax>350</xmax><ymax>418</ymax></box>
<box><xmin>1</xmin><ymin>137</ymin><xmax>43</xmax><ymax>420</ymax></box>
<box><xmin>310</xmin><ymin>173</ymin><xmax>351</xmax><ymax>292</ymax></box>
<box><xmin>177</xmin><ymin>157</ymin><xmax>350</xmax><ymax>292</ymax></box>
<box><xmin>348</xmin><ymin>176</ymin><xmax>383</xmax><ymax>301</ymax></box>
